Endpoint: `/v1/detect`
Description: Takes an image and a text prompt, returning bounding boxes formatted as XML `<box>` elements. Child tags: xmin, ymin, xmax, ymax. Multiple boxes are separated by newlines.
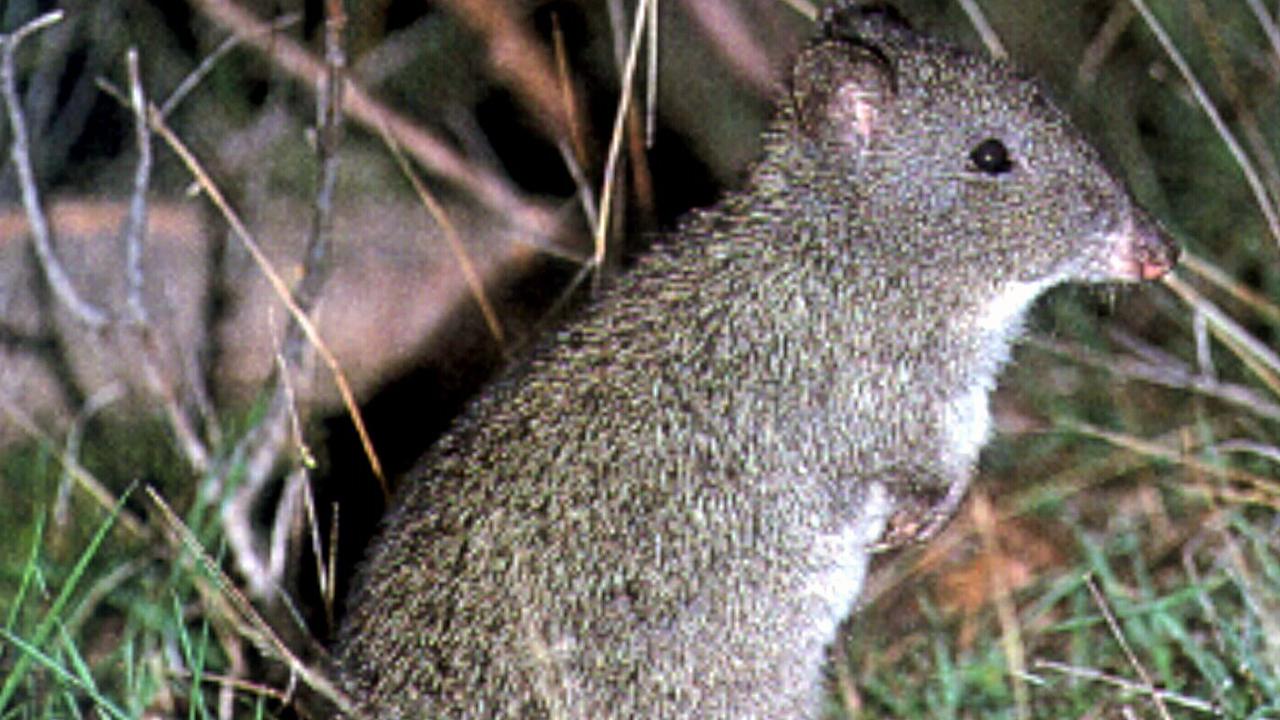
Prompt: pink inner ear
<box><xmin>852</xmin><ymin>91</ymin><xmax>879</xmax><ymax>140</ymax></box>
<box><xmin>836</xmin><ymin>85</ymin><xmax>882</xmax><ymax>144</ymax></box>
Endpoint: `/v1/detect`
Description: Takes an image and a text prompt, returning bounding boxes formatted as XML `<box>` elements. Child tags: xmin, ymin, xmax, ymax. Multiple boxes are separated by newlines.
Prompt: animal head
<box><xmin>781</xmin><ymin>3</ymin><xmax>1178</xmax><ymax>295</ymax></box>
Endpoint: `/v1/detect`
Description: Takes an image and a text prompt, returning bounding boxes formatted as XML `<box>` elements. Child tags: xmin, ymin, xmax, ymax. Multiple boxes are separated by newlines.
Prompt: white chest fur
<box><xmin>942</xmin><ymin>278</ymin><xmax>1056</xmax><ymax>470</ymax></box>
<box><xmin>806</xmin><ymin>482</ymin><xmax>892</xmax><ymax>637</ymax></box>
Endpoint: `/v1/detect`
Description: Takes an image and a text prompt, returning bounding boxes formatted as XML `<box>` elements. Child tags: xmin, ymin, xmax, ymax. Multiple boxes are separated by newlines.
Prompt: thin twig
<box><xmin>122</xmin><ymin>48</ymin><xmax>152</xmax><ymax>326</ymax></box>
<box><xmin>301</xmin><ymin>478</ymin><xmax>335</xmax><ymax>630</ymax></box>
<box><xmin>1084</xmin><ymin>575</ymin><xmax>1174</xmax><ymax>720</ymax></box>
<box><xmin>1178</xmin><ymin>250</ymin><xmax>1280</xmax><ymax>325</ymax></box>
<box><xmin>0</xmin><ymin>399</ymin><xmax>147</xmax><ymax>537</ymax></box>
<box><xmin>162</xmin><ymin>13</ymin><xmax>301</xmax><ymax>117</ymax></box>
<box><xmin>226</xmin><ymin>1</ymin><xmax>351</xmax><ymax>596</ymax></box>
<box><xmin>97</xmin><ymin>67</ymin><xmax>213</xmax><ymax>473</ymax></box>
<box><xmin>54</xmin><ymin>384</ymin><xmax>125</xmax><ymax>528</ymax></box>
<box><xmin>1032</xmin><ymin>659</ymin><xmax>1218</xmax><ymax>714</ymax></box>
<box><xmin>558</xmin><ymin>139</ymin><xmax>599</xmax><ymax>231</ymax></box>
<box><xmin>1</xmin><ymin>11</ymin><xmax>108</xmax><ymax>329</ymax></box>
<box><xmin>267</xmin><ymin>467</ymin><xmax>308</xmax><ymax>595</ymax></box>
<box><xmin>1030</xmin><ymin>334</ymin><xmax>1280</xmax><ymax>423</ymax></box>
<box><xmin>1066</xmin><ymin>420</ymin><xmax>1280</xmax><ymax>505</ymax></box>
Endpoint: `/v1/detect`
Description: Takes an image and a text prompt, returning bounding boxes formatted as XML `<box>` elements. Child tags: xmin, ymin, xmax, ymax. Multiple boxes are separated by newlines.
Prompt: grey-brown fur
<box><xmin>335</xmin><ymin>4</ymin><xmax>1178</xmax><ymax>717</ymax></box>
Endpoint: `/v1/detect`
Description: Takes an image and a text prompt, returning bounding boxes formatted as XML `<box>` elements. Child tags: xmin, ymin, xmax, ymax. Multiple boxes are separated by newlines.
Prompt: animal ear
<box><xmin>791</xmin><ymin>42</ymin><xmax>896</xmax><ymax>147</ymax></box>
<box><xmin>822</xmin><ymin>2</ymin><xmax>913</xmax><ymax>41</ymax></box>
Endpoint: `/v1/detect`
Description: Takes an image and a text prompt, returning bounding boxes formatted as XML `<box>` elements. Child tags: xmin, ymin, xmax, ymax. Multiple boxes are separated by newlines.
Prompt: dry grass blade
<box><xmin>437</xmin><ymin>0</ymin><xmax>572</xmax><ymax>141</ymax></box>
<box><xmin>972</xmin><ymin>492</ymin><xmax>1029</xmax><ymax>720</ymax></box>
<box><xmin>1216</xmin><ymin>522</ymin><xmax>1280</xmax><ymax>679</ymax></box>
<box><xmin>144</xmin><ymin>486</ymin><xmax>365</xmax><ymax>719</ymax></box>
<box><xmin>594</xmin><ymin>0</ymin><xmax>653</xmax><ymax>269</ymax></box>
<box><xmin>1065</xmin><ymin>420</ymin><xmax>1280</xmax><ymax>507</ymax></box>
<box><xmin>1078</xmin><ymin>2</ymin><xmax>1137</xmax><ymax>87</ymax></box>
<box><xmin>956</xmin><ymin>0</ymin><xmax>1009</xmax><ymax>60</ymax></box>
<box><xmin>778</xmin><ymin>0</ymin><xmax>818</xmax><ymax>22</ymax></box>
<box><xmin>141</xmin><ymin>101</ymin><xmax>387</xmax><ymax>494</ymax></box>
<box><xmin>1163</xmin><ymin>273</ymin><xmax>1280</xmax><ymax>401</ymax></box>
<box><xmin>1244</xmin><ymin>0</ymin><xmax>1280</xmax><ymax>67</ymax></box>
<box><xmin>382</xmin><ymin>129</ymin><xmax>507</xmax><ymax>346</ymax></box>
<box><xmin>1035</xmin><ymin>333</ymin><xmax>1280</xmax><ymax>422</ymax></box>
<box><xmin>551</xmin><ymin>14</ymin><xmax>590</xmax><ymax>174</ymax></box>
<box><xmin>1187</xmin><ymin>0</ymin><xmax>1280</xmax><ymax>210</ymax></box>
<box><xmin>1178</xmin><ymin>251</ymin><xmax>1280</xmax><ymax>325</ymax></box>
<box><xmin>645</xmin><ymin>0</ymin><xmax>658</xmax><ymax>147</ymax></box>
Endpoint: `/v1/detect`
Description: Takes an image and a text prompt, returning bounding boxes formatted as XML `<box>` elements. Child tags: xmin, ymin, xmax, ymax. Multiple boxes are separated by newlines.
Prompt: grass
<box><xmin>0</xmin><ymin>437</ymin><xmax>271</xmax><ymax>718</ymax></box>
<box><xmin>838</xmin><ymin>489</ymin><xmax>1280</xmax><ymax>718</ymax></box>
<box><xmin>2</xmin><ymin>0</ymin><xmax>1279</xmax><ymax>717</ymax></box>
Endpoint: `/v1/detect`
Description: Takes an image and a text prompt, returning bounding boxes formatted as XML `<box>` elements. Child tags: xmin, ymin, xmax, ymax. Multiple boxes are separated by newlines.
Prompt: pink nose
<box><xmin>1121</xmin><ymin>208</ymin><xmax>1179</xmax><ymax>281</ymax></box>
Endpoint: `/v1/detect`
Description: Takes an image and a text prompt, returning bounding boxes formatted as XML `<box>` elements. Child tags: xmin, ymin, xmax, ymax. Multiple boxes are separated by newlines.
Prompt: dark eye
<box><xmin>969</xmin><ymin>138</ymin><xmax>1013</xmax><ymax>175</ymax></box>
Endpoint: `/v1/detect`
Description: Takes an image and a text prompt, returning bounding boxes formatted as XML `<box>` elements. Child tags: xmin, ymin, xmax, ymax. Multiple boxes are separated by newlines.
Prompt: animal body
<box><xmin>335</xmin><ymin>3</ymin><xmax>1178</xmax><ymax>717</ymax></box>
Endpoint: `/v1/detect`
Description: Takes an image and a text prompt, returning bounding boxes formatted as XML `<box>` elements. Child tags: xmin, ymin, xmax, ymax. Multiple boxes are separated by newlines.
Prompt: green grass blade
<box><xmin>4</xmin><ymin>514</ymin><xmax>46</xmax><ymax>634</ymax></box>
<box><xmin>0</xmin><ymin>487</ymin><xmax>132</xmax><ymax>712</ymax></box>
<box><xmin>0</xmin><ymin>629</ymin><xmax>130</xmax><ymax>720</ymax></box>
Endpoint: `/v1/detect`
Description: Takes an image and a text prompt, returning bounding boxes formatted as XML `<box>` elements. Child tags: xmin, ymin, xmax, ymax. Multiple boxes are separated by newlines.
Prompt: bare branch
<box><xmin>122</xmin><ymin>48</ymin><xmax>152</xmax><ymax>326</ymax></box>
<box><xmin>162</xmin><ymin>13</ymin><xmax>301</xmax><ymax>117</ymax></box>
<box><xmin>228</xmin><ymin>1</ymin><xmax>357</xmax><ymax>598</ymax></box>
<box><xmin>1</xmin><ymin>398</ymin><xmax>147</xmax><ymax>537</ymax></box>
<box><xmin>1</xmin><ymin>11</ymin><xmax>108</xmax><ymax>329</ymax></box>
<box><xmin>97</xmin><ymin>55</ymin><xmax>214</xmax><ymax>473</ymax></box>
